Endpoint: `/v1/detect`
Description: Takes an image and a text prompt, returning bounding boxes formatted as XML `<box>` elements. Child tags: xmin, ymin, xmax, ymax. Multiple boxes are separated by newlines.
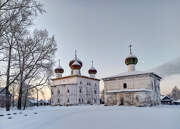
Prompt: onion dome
<box><xmin>54</xmin><ymin>59</ymin><xmax>64</xmax><ymax>73</ymax></box>
<box><xmin>88</xmin><ymin>61</ymin><xmax>97</xmax><ymax>74</ymax></box>
<box><xmin>125</xmin><ymin>55</ymin><xmax>138</xmax><ymax>65</ymax></box>
<box><xmin>69</xmin><ymin>58</ymin><xmax>83</xmax><ymax>67</ymax></box>
<box><xmin>125</xmin><ymin>44</ymin><xmax>138</xmax><ymax>65</ymax></box>
<box><xmin>71</xmin><ymin>60</ymin><xmax>81</xmax><ymax>70</ymax></box>
<box><xmin>69</xmin><ymin>50</ymin><xmax>83</xmax><ymax>68</ymax></box>
<box><xmin>54</xmin><ymin>67</ymin><xmax>64</xmax><ymax>73</ymax></box>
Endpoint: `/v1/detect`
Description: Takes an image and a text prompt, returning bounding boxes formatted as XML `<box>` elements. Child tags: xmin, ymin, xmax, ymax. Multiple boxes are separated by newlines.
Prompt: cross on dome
<box><xmin>129</xmin><ymin>44</ymin><xmax>132</xmax><ymax>55</ymax></box>
<box><xmin>75</xmin><ymin>49</ymin><xmax>77</xmax><ymax>60</ymax></box>
<box><xmin>58</xmin><ymin>59</ymin><xmax>61</xmax><ymax>67</ymax></box>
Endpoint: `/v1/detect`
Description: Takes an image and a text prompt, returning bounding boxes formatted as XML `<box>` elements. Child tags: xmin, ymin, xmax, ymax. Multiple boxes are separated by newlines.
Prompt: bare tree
<box><xmin>170</xmin><ymin>86</ymin><xmax>180</xmax><ymax>100</ymax></box>
<box><xmin>0</xmin><ymin>0</ymin><xmax>44</xmax><ymax>111</ymax></box>
<box><xmin>15</xmin><ymin>29</ymin><xmax>56</xmax><ymax>110</ymax></box>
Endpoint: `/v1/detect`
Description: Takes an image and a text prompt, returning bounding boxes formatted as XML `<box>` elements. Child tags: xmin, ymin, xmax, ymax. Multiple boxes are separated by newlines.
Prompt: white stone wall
<box><xmin>104</xmin><ymin>75</ymin><xmax>152</xmax><ymax>91</ymax></box>
<box><xmin>51</xmin><ymin>76</ymin><xmax>100</xmax><ymax>106</ymax></box>
<box><xmin>104</xmin><ymin>74</ymin><xmax>161</xmax><ymax>106</ymax></box>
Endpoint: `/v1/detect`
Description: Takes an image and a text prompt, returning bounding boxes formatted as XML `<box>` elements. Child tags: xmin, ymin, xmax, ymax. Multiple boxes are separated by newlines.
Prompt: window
<box><xmin>79</xmin><ymin>88</ymin><xmax>82</xmax><ymax>93</ymax></box>
<box><xmin>79</xmin><ymin>98</ymin><xmax>81</xmax><ymax>103</ymax></box>
<box><xmin>94</xmin><ymin>90</ymin><xmax>97</xmax><ymax>94</ymax></box>
<box><xmin>95</xmin><ymin>83</ymin><xmax>97</xmax><ymax>86</ymax></box>
<box><xmin>80</xmin><ymin>81</ymin><xmax>83</xmax><ymax>85</ymax></box>
<box><xmin>67</xmin><ymin>98</ymin><xmax>69</xmax><ymax>103</ymax></box>
<box><xmin>67</xmin><ymin>89</ymin><xmax>70</xmax><ymax>93</ymax></box>
<box><xmin>123</xmin><ymin>83</ymin><xmax>127</xmax><ymax>89</ymax></box>
<box><xmin>57</xmin><ymin>89</ymin><xmax>60</xmax><ymax>95</ymax></box>
<box><xmin>57</xmin><ymin>98</ymin><xmax>60</xmax><ymax>103</ymax></box>
<box><xmin>82</xmin><ymin>99</ymin><xmax>83</xmax><ymax>103</ymax></box>
<box><xmin>51</xmin><ymin>90</ymin><xmax>53</xmax><ymax>95</ymax></box>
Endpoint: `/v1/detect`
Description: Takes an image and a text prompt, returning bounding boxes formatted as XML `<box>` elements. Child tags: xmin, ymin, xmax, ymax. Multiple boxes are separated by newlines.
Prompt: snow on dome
<box><xmin>125</xmin><ymin>54</ymin><xmax>138</xmax><ymax>65</ymax></box>
<box><xmin>69</xmin><ymin>50</ymin><xmax>83</xmax><ymax>67</ymax></box>
<box><xmin>125</xmin><ymin>44</ymin><xmax>138</xmax><ymax>65</ymax></box>
<box><xmin>71</xmin><ymin>60</ymin><xmax>81</xmax><ymax>70</ymax></box>
<box><xmin>69</xmin><ymin>58</ymin><xmax>83</xmax><ymax>67</ymax></box>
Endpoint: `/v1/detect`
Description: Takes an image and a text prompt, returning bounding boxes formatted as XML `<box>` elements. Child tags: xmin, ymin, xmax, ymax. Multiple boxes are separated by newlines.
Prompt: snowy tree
<box><xmin>170</xmin><ymin>86</ymin><xmax>180</xmax><ymax>100</ymax></box>
<box><xmin>0</xmin><ymin>0</ymin><xmax>56</xmax><ymax>111</ymax></box>
<box><xmin>14</xmin><ymin>29</ymin><xmax>56</xmax><ymax>110</ymax></box>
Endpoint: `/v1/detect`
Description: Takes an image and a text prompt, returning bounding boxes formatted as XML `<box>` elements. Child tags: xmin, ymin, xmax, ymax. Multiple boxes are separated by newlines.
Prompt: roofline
<box><xmin>51</xmin><ymin>75</ymin><xmax>100</xmax><ymax>81</ymax></box>
<box><xmin>51</xmin><ymin>83</ymin><xmax>78</xmax><ymax>87</ymax></box>
<box><xmin>102</xmin><ymin>72</ymin><xmax>162</xmax><ymax>81</ymax></box>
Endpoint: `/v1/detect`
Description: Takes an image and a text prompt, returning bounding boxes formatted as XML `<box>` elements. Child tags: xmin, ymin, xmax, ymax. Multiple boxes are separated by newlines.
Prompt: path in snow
<box><xmin>0</xmin><ymin>105</ymin><xmax>180</xmax><ymax>129</ymax></box>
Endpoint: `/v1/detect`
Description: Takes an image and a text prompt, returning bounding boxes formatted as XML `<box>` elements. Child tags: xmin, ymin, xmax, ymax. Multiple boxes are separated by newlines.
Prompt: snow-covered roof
<box><xmin>160</xmin><ymin>95</ymin><xmax>165</xmax><ymax>100</ymax></box>
<box><xmin>173</xmin><ymin>99</ymin><xmax>180</xmax><ymax>103</ymax></box>
<box><xmin>39</xmin><ymin>100</ymin><xmax>49</xmax><ymax>103</ymax></box>
<box><xmin>103</xmin><ymin>71</ymin><xmax>161</xmax><ymax>80</ymax></box>
<box><xmin>106</xmin><ymin>88</ymin><xmax>152</xmax><ymax>93</ymax></box>
<box><xmin>28</xmin><ymin>99</ymin><xmax>37</xmax><ymax>103</ymax></box>
<box><xmin>160</xmin><ymin>96</ymin><xmax>173</xmax><ymax>101</ymax></box>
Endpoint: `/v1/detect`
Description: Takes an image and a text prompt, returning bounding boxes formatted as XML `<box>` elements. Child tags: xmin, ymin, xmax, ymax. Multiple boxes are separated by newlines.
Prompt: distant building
<box><xmin>161</xmin><ymin>96</ymin><xmax>173</xmax><ymax>105</ymax></box>
<box><xmin>27</xmin><ymin>99</ymin><xmax>37</xmax><ymax>106</ymax></box>
<box><xmin>51</xmin><ymin>51</ymin><xmax>100</xmax><ymax>106</ymax></box>
<box><xmin>103</xmin><ymin>45</ymin><xmax>161</xmax><ymax>106</ymax></box>
<box><xmin>39</xmin><ymin>100</ymin><xmax>50</xmax><ymax>106</ymax></box>
<box><xmin>173</xmin><ymin>99</ymin><xmax>180</xmax><ymax>105</ymax></box>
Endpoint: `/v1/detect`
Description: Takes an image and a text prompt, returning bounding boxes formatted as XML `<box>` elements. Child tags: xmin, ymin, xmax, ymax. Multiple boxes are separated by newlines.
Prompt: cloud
<box><xmin>151</xmin><ymin>57</ymin><xmax>180</xmax><ymax>77</ymax></box>
<box><xmin>151</xmin><ymin>57</ymin><xmax>180</xmax><ymax>95</ymax></box>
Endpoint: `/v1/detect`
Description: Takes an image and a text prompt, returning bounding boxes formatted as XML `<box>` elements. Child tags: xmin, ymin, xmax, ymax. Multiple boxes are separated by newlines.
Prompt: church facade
<box><xmin>103</xmin><ymin>46</ymin><xmax>161</xmax><ymax>106</ymax></box>
<box><xmin>51</xmin><ymin>51</ymin><xmax>100</xmax><ymax>106</ymax></box>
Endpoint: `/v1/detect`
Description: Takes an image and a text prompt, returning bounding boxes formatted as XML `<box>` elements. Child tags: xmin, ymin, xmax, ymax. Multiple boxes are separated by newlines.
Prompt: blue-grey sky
<box><xmin>33</xmin><ymin>0</ymin><xmax>180</xmax><ymax>79</ymax></box>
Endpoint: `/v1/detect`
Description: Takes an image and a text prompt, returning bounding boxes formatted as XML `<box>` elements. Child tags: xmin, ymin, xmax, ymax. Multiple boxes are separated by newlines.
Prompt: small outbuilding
<box><xmin>161</xmin><ymin>96</ymin><xmax>173</xmax><ymax>105</ymax></box>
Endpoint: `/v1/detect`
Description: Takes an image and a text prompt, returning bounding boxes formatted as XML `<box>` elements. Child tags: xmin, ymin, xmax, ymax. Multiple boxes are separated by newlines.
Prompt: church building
<box><xmin>51</xmin><ymin>51</ymin><xmax>100</xmax><ymax>106</ymax></box>
<box><xmin>103</xmin><ymin>45</ymin><xmax>161</xmax><ymax>106</ymax></box>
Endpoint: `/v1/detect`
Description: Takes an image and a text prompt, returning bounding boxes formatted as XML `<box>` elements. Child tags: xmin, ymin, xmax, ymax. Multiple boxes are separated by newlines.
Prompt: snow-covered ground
<box><xmin>0</xmin><ymin>105</ymin><xmax>180</xmax><ymax>129</ymax></box>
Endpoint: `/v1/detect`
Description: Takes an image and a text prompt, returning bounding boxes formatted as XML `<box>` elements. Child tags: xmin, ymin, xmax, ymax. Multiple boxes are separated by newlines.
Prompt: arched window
<box><xmin>123</xmin><ymin>83</ymin><xmax>127</xmax><ymax>89</ymax></box>
<box><xmin>67</xmin><ymin>98</ymin><xmax>69</xmax><ymax>103</ymax></box>
<box><xmin>57</xmin><ymin>98</ymin><xmax>60</xmax><ymax>103</ymax></box>
<box><xmin>79</xmin><ymin>88</ymin><xmax>82</xmax><ymax>93</ymax></box>
<box><xmin>79</xmin><ymin>98</ymin><xmax>81</xmax><ymax>103</ymax></box>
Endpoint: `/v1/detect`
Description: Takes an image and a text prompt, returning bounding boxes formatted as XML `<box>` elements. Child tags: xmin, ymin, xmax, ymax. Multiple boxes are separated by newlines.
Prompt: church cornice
<box><xmin>51</xmin><ymin>75</ymin><xmax>100</xmax><ymax>81</ymax></box>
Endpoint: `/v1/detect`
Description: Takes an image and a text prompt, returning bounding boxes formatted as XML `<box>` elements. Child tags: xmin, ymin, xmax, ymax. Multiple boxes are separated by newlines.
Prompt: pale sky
<box><xmin>32</xmin><ymin>0</ymin><xmax>180</xmax><ymax>96</ymax></box>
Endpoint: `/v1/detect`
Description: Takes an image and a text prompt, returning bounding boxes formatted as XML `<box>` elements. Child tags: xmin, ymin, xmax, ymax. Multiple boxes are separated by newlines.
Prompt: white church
<box><xmin>103</xmin><ymin>45</ymin><xmax>162</xmax><ymax>106</ymax></box>
<box><xmin>51</xmin><ymin>51</ymin><xmax>100</xmax><ymax>106</ymax></box>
